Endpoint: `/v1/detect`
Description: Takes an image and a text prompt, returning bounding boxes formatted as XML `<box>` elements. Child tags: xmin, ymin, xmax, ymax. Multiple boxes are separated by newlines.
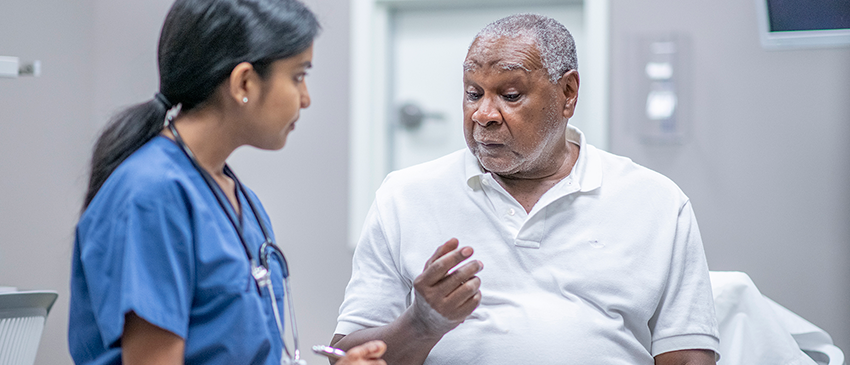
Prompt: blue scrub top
<box><xmin>70</xmin><ymin>136</ymin><xmax>287</xmax><ymax>365</ymax></box>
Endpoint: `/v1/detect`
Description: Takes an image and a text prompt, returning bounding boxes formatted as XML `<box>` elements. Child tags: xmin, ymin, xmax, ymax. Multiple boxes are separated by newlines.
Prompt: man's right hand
<box><xmin>410</xmin><ymin>238</ymin><xmax>483</xmax><ymax>337</ymax></box>
<box><xmin>330</xmin><ymin>238</ymin><xmax>483</xmax><ymax>365</ymax></box>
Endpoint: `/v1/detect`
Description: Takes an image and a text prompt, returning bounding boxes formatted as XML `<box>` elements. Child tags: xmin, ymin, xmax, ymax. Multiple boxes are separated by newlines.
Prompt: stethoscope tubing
<box><xmin>164</xmin><ymin>109</ymin><xmax>301</xmax><ymax>363</ymax></box>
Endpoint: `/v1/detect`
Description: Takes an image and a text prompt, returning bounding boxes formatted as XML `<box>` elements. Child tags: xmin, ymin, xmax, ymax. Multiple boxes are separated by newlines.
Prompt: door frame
<box><xmin>347</xmin><ymin>0</ymin><xmax>610</xmax><ymax>248</ymax></box>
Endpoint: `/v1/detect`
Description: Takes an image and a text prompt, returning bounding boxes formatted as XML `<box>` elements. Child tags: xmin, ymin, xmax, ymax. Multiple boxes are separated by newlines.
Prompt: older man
<box><xmin>332</xmin><ymin>14</ymin><xmax>719</xmax><ymax>365</ymax></box>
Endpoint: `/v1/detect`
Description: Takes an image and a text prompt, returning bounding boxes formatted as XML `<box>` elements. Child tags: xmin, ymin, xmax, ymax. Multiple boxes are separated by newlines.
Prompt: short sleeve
<box><xmin>79</xmin><ymin>183</ymin><xmax>195</xmax><ymax>348</ymax></box>
<box><xmin>335</xmin><ymin>201</ymin><xmax>412</xmax><ymax>335</ymax></box>
<box><xmin>649</xmin><ymin>199</ymin><xmax>720</xmax><ymax>357</ymax></box>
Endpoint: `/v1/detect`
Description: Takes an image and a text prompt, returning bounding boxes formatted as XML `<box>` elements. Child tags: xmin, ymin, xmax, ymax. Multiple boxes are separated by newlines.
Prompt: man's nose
<box><xmin>471</xmin><ymin>97</ymin><xmax>501</xmax><ymax>126</ymax></box>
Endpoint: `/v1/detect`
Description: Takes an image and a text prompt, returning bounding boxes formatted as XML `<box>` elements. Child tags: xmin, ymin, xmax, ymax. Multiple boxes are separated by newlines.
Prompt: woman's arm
<box><xmin>122</xmin><ymin>312</ymin><xmax>185</xmax><ymax>365</ymax></box>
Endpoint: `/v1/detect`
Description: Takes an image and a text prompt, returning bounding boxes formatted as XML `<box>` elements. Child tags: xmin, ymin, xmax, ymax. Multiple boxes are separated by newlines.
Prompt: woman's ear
<box><xmin>559</xmin><ymin>70</ymin><xmax>580</xmax><ymax>119</ymax></box>
<box><xmin>228</xmin><ymin>62</ymin><xmax>256</xmax><ymax>106</ymax></box>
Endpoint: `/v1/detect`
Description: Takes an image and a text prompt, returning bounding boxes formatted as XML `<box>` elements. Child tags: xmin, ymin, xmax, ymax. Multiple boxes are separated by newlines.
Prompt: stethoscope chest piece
<box><xmin>252</xmin><ymin>264</ymin><xmax>271</xmax><ymax>288</ymax></box>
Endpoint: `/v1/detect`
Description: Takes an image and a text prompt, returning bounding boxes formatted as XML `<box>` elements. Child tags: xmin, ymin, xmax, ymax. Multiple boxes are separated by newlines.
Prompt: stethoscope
<box><xmin>163</xmin><ymin>104</ymin><xmax>305</xmax><ymax>365</ymax></box>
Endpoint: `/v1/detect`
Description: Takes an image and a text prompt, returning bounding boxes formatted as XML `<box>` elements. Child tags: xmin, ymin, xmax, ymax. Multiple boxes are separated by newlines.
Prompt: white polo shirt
<box><xmin>336</xmin><ymin>126</ymin><xmax>719</xmax><ymax>364</ymax></box>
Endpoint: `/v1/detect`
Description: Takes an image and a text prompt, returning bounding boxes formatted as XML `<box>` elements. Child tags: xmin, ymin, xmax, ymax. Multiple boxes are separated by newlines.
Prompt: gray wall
<box><xmin>2</xmin><ymin>0</ymin><xmax>848</xmax><ymax>363</ymax></box>
<box><xmin>609</xmin><ymin>0</ymin><xmax>850</xmax><ymax>355</ymax></box>
<box><xmin>0</xmin><ymin>1</ymin><xmax>94</xmax><ymax>364</ymax></box>
<box><xmin>0</xmin><ymin>0</ymin><xmax>351</xmax><ymax>363</ymax></box>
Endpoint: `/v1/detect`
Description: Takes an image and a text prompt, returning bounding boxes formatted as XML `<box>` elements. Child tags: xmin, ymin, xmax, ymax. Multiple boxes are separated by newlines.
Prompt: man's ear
<box><xmin>228</xmin><ymin>62</ymin><xmax>256</xmax><ymax>106</ymax></box>
<box><xmin>559</xmin><ymin>70</ymin><xmax>580</xmax><ymax>119</ymax></box>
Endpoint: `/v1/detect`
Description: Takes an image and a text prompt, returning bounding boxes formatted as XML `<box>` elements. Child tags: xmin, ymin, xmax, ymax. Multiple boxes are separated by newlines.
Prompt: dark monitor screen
<box><xmin>758</xmin><ymin>0</ymin><xmax>850</xmax><ymax>48</ymax></box>
<box><xmin>767</xmin><ymin>0</ymin><xmax>850</xmax><ymax>32</ymax></box>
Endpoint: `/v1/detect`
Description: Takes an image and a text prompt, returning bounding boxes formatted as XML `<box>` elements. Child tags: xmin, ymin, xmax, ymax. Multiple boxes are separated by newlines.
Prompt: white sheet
<box><xmin>710</xmin><ymin>271</ymin><xmax>828</xmax><ymax>365</ymax></box>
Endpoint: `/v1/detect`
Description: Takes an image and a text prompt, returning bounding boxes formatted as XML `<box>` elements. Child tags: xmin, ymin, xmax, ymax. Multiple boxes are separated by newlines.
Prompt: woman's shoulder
<box><xmin>85</xmin><ymin>137</ymin><xmax>199</xmax><ymax>217</ymax></box>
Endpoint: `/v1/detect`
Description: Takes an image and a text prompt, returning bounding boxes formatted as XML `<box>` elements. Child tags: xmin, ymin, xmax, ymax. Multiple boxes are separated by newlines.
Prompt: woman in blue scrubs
<box><xmin>69</xmin><ymin>0</ymin><xmax>386</xmax><ymax>364</ymax></box>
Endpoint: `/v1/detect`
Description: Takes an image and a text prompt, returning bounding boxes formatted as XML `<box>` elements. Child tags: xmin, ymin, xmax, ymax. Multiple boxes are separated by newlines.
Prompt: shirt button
<box><xmin>508</xmin><ymin>208</ymin><xmax>515</xmax><ymax>216</ymax></box>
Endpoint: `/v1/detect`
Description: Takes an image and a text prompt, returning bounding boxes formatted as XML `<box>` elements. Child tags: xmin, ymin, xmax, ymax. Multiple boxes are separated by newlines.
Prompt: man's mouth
<box><xmin>476</xmin><ymin>139</ymin><xmax>506</xmax><ymax>147</ymax></box>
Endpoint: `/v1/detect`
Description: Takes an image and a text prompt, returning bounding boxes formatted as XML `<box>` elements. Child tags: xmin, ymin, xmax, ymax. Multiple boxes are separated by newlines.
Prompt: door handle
<box><xmin>397</xmin><ymin>102</ymin><xmax>444</xmax><ymax>131</ymax></box>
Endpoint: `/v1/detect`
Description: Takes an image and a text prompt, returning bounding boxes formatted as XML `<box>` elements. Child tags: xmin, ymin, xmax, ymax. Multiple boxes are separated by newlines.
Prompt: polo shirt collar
<box><xmin>567</xmin><ymin>125</ymin><xmax>603</xmax><ymax>193</ymax></box>
<box><xmin>464</xmin><ymin>124</ymin><xmax>602</xmax><ymax>193</ymax></box>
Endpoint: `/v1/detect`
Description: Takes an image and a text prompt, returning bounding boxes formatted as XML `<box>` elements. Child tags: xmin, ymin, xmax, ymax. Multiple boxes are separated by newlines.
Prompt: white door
<box><xmin>389</xmin><ymin>5</ymin><xmax>591</xmax><ymax>170</ymax></box>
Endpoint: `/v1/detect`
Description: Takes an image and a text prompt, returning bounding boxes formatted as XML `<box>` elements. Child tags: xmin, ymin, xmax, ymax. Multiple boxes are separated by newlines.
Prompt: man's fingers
<box><xmin>417</xmin><ymin>245</ymin><xmax>474</xmax><ymax>287</ymax></box>
<box><xmin>432</xmin><ymin>279</ymin><xmax>482</xmax><ymax>323</ymax></box>
<box><xmin>438</xmin><ymin>259</ymin><xmax>482</xmax><ymax>290</ymax></box>
<box><xmin>424</xmin><ymin>238</ymin><xmax>459</xmax><ymax>269</ymax></box>
<box><xmin>429</xmin><ymin>246</ymin><xmax>473</xmax><ymax>275</ymax></box>
<box><xmin>411</xmin><ymin>238</ymin><xmax>483</xmax><ymax>327</ymax></box>
<box><xmin>444</xmin><ymin>276</ymin><xmax>481</xmax><ymax>310</ymax></box>
<box><xmin>417</xmin><ymin>237</ymin><xmax>469</xmax><ymax>285</ymax></box>
<box><xmin>457</xmin><ymin>290</ymin><xmax>483</xmax><ymax>317</ymax></box>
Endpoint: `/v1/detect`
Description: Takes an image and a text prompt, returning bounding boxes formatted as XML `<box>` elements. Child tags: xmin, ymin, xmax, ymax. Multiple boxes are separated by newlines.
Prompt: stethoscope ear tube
<box><xmin>260</xmin><ymin>241</ymin><xmax>299</xmax><ymax>361</ymax></box>
<box><xmin>266</xmin><ymin>264</ymin><xmax>301</xmax><ymax>363</ymax></box>
<box><xmin>166</xmin><ymin>117</ymin><xmax>300</xmax><ymax>363</ymax></box>
<box><xmin>168</xmin><ymin>121</ymin><xmax>256</xmax><ymax>265</ymax></box>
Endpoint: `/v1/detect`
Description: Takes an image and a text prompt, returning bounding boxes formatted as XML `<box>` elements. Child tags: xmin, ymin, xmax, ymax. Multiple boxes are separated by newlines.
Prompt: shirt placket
<box><xmin>480</xmin><ymin>174</ymin><xmax>581</xmax><ymax>249</ymax></box>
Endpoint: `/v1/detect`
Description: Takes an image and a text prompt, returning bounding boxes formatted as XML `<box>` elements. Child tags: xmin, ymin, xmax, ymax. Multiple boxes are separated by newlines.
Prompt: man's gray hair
<box><xmin>473</xmin><ymin>13</ymin><xmax>577</xmax><ymax>83</ymax></box>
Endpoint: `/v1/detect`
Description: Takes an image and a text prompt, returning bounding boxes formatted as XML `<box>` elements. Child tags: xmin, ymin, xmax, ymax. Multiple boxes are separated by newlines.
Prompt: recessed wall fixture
<box><xmin>632</xmin><ymin>34</ymin><xmax>690</xmax><ymax>144</ymax></box>
<box><xmin>0</xmin><ymin>56</ymin><xmax>41</xmax><ymax>78</ymax></box>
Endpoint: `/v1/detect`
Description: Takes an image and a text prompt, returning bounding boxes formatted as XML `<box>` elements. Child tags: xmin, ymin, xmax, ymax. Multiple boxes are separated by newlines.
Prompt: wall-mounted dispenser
<box><xmin>634</xmin><ymin>34</ymin><xmax>689</xmax><ymax>144</ymax></box>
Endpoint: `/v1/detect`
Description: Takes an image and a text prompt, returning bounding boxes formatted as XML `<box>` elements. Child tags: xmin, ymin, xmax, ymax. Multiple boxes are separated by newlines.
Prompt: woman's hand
<box><xmin>334</xmin><ymin>340</ymin><xmax>387</xmax><ymax>365</ymax></box>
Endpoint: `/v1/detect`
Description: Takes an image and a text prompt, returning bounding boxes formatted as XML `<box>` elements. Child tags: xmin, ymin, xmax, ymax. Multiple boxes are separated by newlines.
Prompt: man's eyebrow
<box><xmin>463</xmin><ymin>60</ymin><xmax>531</xmax><ymax>73</ymax></box>
<box><xmin>302</xmin><ymin>61</ymin><xmax>313</xmax><ymax>69</ymax></box>
<box><xmin>497</xmin><ymin>61</ymin><xmax>530</xmax><ymax>72</ymax></box>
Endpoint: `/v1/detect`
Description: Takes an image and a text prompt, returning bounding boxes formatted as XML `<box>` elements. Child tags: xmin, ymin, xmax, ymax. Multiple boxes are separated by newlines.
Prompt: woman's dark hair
<box><xmin>83</xmin><ymin>0</ymin><xmax>320</xmax><ymax>209</ymax></box>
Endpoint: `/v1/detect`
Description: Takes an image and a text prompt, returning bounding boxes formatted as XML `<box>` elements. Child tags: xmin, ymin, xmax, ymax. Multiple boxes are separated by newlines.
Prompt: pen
<box><xmin>312</xmin><ymin>345</ymin><xmax>346</xmax><ymax>360</ymax></box>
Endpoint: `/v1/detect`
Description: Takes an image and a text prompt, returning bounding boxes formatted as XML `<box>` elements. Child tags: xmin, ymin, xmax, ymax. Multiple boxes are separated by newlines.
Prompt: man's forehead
<box><xmin>463</xmin><ymin>34</ymin><xmax>543</xmax><ymax>74</ymax></box>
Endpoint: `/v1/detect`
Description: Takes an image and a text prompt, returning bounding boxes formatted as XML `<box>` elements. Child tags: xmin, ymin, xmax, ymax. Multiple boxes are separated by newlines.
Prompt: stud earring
<box><xmin>242</xmin><ymin>97</ymin><xmax>248</xmax><ymax>103</ymax></box>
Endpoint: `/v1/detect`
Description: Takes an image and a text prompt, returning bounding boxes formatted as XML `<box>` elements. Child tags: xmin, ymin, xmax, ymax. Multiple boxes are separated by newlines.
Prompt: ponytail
<box><xmin>83</xmin><ymin>97</ymin><xmax>169</xmax><ymax>209</ymax></box>
<box><xmin>82</xmin><ymin>0</ymin><xmax>320</xmax><ymax>210</ymax></box>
